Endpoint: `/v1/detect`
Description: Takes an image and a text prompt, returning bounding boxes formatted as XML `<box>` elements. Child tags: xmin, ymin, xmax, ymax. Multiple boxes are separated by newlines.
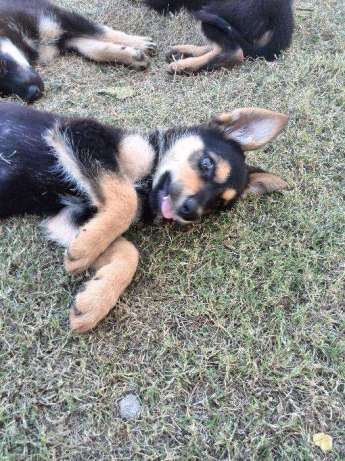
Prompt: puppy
<box><xmin>0</xmin><ymin>0</ymin><xmax>156</xmax><ymax>102</ymax></box>
<box><xmin>145</xmin><ymin>0</ymin><xmax>294</xmax><ymax>74</ymax></box>
<box><xmin>0</xmin><ymin>102</ymin><xmax>288</xmax><ymax>332</ymax></box>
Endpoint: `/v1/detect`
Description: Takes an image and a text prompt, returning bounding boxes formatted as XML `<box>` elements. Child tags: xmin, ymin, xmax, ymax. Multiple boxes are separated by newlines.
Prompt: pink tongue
<box><xmin>161</xmin><ymin>196</ymin><xmax>174</xmax><ymax>220</ymax></box>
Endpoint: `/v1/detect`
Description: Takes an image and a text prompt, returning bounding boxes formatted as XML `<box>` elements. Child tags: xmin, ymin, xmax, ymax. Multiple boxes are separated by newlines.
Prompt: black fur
<box><xmin>145</xmin><ymin>0</ymin><xmax>294</xmax><ymax>61</ymax></box>
<box><xmin>0</xmin><ymin>103</ymin><xmax>287</xmax><ymax>230</ymax></box>
<box><xmin>0</xmin><ymin>0</ymin><xmax>103</xmax><ymax>102</ymax></box>
<box><xmin>0</xmin><ymin>0</ymin><xmax>154</xmax><ymax>102</ymax></box>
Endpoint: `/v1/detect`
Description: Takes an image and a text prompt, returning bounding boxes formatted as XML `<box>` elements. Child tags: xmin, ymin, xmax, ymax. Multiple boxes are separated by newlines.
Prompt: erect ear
<box><xmin>242</xmin><ymin>168</ymin><xmax>288</xmax><ymax>197</ymax></box>
<box><xmin>210</xmin><ymin>108</ymin><xmax>288</xmax><ymax>151</ymax></box>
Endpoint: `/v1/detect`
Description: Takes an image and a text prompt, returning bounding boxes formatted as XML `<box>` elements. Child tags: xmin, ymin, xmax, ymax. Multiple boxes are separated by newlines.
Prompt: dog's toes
<box><xmin>143</xmin><ymin>40</ymin><xmax>157</xmax><ymax>56</ymax></box>
<box><xmin>166</xmin><ymin>48</ymin><xmax>191</xmax><ymax>63</ymax></box>
<box><xmin>69</xmin><ymin>275</ymin><xmax>115</xmax><ymax>333</ymax></box>
<box><xmin>166</xmin><ymin>49</ymin><xmax>183</xmax><ymax>63</ymax></box>
<box><xmin>130</xmin><ymin>36</ymin><xmax>157</xmax><ymax>55</ymax></box>
<box><xmin>130</xmin><ymin>49</ymin><xmax>150</xmax><ymax>70</ymax></box>
<box><xmin>167</xmin><ymin>61</ymin><xmax>192</xmax><ymax>75</ymax></box>
<box><xmin>70</xmin><ymin>305</ymin><xmax>99</xmax><ymax>333</ymax></box>
<box><xmin>69</xmin><ymin>293</ymin><xmax>103</xmax><ymax>333</ymax></box>
<box><xmin>64</xmin><ymin>250</ymin><xmax>92</xmax><ymax>275</ymax></box>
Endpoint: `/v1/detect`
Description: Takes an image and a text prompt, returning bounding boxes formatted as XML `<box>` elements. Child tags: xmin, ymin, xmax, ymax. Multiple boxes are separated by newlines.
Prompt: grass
<box><xmin>0</xmin><ymin>0</ymin><xmax>345</xmax><ymax>459</ymax></box>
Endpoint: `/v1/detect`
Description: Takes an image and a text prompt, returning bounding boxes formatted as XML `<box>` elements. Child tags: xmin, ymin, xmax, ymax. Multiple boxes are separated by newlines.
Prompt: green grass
<box><xmin>1</xmin><ymin>0</ymin><xmax>345</xmax><ymax>459</ymax></box>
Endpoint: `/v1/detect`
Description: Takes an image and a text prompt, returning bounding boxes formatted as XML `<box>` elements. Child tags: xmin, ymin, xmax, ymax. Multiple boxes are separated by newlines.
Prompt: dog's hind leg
<box><xmin>69</xmin><ymin>237</ymin><xmax>139</xmax><ymax>333</ymax></box>
<box><xmin>98</xmin><ymin>26</ymin><xmax>157</xmax><ymax>56</ymax></box>
<box><xmin>167</xmin><ymin>45</ymin><xmax>243</xmax><ymax>74</ymax></box>
<box><xmin>166</xmin><ymin>44</ymin><xmax>211</xmax><ymax>62</ymax></box>
<box><xmin>66</xmin><ymin>37</ymin><xmax>149</xmax><ymax>69</ymax></box>
<box><xmin>64</xmin><ymin>175</ymin><xmax>138</xmax><ymax>275</ymax></box>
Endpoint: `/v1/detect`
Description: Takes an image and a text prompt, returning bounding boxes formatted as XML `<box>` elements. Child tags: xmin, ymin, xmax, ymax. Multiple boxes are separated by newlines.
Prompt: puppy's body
<box><xmin>145</xmin><ymin>0</ymin><xmax>294</xmax><ymax>73</ymax></box>
<box><xmin>0</xmin><ymin>0</ymin><xmax>155</xmax><ymax>102</ymax></box>
<box><xmin>0</xmin><ymin>102</ymin><xmax>288</xmax><ymax>332</ymax></box>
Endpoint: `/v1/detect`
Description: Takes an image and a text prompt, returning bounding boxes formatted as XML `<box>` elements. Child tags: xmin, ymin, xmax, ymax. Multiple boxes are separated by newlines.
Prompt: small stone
<box><xmin>119</xmin><ymin>394</ymin><xmax>141</xmax><ymax>420</ymax></box>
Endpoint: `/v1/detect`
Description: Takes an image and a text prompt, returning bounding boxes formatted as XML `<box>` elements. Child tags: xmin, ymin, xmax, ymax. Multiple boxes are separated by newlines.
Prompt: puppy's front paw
<box><xmin>69</xmin><ymin>278</ymin><xmax>112</xmax><ymax>333</ymax></box>
<box><xmin>64</xmin><ymin>241</ymin><xmax>97</xmax><ymax>275</ymax></box>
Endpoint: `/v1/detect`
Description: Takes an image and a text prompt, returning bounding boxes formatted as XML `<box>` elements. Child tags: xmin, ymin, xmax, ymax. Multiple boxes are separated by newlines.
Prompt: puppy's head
<box><xmin>150</xmin><ymin>108</ymin><xmax>288</xmax><ymax>224</ymax></box>
<box><xmin>0</xmin><ymin>39</ymin><xmax>44</xmax><ymax>103</ymax></box>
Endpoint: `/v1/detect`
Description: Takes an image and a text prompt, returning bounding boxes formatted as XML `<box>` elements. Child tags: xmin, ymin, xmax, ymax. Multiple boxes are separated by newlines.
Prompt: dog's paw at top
<box><xmin>130</xmin><ymin>36</ymin><xmax>157</xmax><ymax>55</ymax></box>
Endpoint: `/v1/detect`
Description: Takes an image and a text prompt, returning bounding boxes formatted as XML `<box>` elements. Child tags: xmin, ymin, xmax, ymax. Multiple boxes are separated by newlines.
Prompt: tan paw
<box><xmin>167</xmin><ymin>61</ymin><xmax>192</xmax><ymax>75</ymax></box>
<box><xmin>129</xmin><ymin>36</ymin><xmax>157</xmax><ymax>55</ymax></box>
<box><xmin>64</xmin><ymin>241</ymin><xmax>99</xmax><ymax>275</ymax></box>
<box><xmin>69</xmin><ymin>280</ymin><xmax>109</xmax><ymax>333</ymax></box>
<box><xmin>128</xmin><ymin>48</ymin><xmax>150</xmax><ymax>70</ymax></box>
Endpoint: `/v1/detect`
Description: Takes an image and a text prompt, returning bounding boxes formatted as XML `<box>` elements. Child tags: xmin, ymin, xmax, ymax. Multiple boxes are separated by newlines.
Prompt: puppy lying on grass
<box><xmin>145</xmin><ymin>0</ymin><xmax>294</xmax><ymax>74</ymax></box>
<box><xmin>0</xmin><ymin>102</ymin><xmax>288</xmax><ymax>332</ymax></box>
<box><xmin>0</xmin><ymin>0</ymin><xmax>156</xmax><ymax>102</ymax></box>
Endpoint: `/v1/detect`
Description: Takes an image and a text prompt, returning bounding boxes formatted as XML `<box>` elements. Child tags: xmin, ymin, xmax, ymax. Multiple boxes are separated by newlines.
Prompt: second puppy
<box><xmin>145</xmin><ymin>0</ymin><xmax>294</xmax><ymax>74</ymax></box>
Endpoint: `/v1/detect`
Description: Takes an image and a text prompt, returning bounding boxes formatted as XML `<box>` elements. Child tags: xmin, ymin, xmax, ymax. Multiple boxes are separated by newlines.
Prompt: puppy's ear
<box><xmin>242</xmin><ymin>168</ymin><xmax>288</xmax><ymax>197</ymax></box>
<box><xmin>210</xmin><ymin>108</ymin><xmax>288</xmax><ymax>151</ymax></box>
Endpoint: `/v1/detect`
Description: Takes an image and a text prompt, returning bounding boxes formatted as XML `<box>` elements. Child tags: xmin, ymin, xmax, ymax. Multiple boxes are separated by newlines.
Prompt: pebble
<box><xmin>119</xmin><ymin>393</ymin><xmax>141</xmax><ymax>420</ymax></box>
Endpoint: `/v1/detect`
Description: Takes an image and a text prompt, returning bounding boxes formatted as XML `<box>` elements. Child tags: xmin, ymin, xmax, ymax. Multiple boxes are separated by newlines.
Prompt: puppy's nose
<box><xmin>179</xmin><ymin>197</ymin><xmax>199</xmax><ymax>221</ymax></box>
<box><xmin>25</xmin><ymin>85</ymin><xmax>42</xmax><ymax>103</ymax></box>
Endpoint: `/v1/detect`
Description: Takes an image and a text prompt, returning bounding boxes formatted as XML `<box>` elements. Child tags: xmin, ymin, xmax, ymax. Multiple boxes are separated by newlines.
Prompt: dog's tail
<box><xmin>195</xmin><ymin>7</ymin><xmax>294</xmax><ymax>61</ymax></box>
<box><xmin>144</xmin><ymin>0</ymin><xmax>204</xmax><ymax>14</ymax></box>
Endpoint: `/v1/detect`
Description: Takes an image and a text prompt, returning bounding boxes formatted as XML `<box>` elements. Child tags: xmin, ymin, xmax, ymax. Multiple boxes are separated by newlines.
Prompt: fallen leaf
<box><xmin>97</xmin><ymin>87</ymin><xmax>135</xmax><ymax>100</ymax></box>
<box><xmin>313</xmin><ymin>433</ymin><xmax>333</xmax><ymax>452</ymax></box>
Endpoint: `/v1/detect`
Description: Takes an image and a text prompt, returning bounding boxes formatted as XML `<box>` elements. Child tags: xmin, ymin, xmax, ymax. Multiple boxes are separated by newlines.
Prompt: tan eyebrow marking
<box><xmin>221</xmin><ymin>188</ymin><xmax>237</xmax><ymax>202</ymax></box>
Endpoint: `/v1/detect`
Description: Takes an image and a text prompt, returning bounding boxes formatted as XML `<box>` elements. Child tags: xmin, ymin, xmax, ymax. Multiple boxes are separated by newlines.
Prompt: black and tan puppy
<box><xmin>145</xmin><ymin>0</ymin><xmax>294</xmax><ymax>74</ymax></box>
<box><xmin>0</xmin><ymin>102</ymin><xmax>288</xmax><ymax>332</ymax></box>
<box><xmin>0</xmin><ymin>0</ymin><xmax>156</xmax><ymax>102</ymax></box>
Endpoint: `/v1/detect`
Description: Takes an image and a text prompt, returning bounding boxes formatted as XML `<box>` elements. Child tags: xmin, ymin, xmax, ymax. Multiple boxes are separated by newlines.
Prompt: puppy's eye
<box><xmin>199</xmin><ymin>155</ymin><xmax>215</xmax><ymax>179</ymax></box>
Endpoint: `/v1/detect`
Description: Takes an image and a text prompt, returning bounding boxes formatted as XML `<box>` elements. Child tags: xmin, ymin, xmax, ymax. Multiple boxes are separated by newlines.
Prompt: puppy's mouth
<box><xmin>157</xmin><ymin>173</ymin><xmax>175</xmax><ymax>220</ymax></box>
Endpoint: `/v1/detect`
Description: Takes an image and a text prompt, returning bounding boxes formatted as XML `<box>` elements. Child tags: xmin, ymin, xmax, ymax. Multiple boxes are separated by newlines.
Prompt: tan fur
<box><xmin>153</xmin><ymin>135</ymin><xmax>204</xmax><ymax>188</ymax></box>
<box><xmin>65</xmin><ymin>175</ymin><xmax>137</xmax><ymax>274</ymax></box>
<box><xmin>167</xmin><ymin>45</ymin><xmax>243</xmax><ymax>73</ymax></box>
<box><xmin>70</xmin><ymin>237</ymin><xmax>139</xmax><ymax>333</ymax></box>
<box><xmin>180</xmin><ymin>165</ymin><xmax>203</xmax><ymax>195</ymax></box>
<box><xmin>38</xmin><ymin>15</ymin><xmax>62</xmax><ymax>64</ymax></box>
<box><xmin>214</xmin><ymin>158</ymin><xmax>231</xmax><ymax>183</ymax></box>
<box><xmin>169</xmin><ymin>44</ymin><xmax>211</xmax><ymax>57</ymax></box>
<box><xmin>99</xmin><ymin>26</ymin><xmax>156</xmax><ymax>54</ymax></box>
<box><xmin>167</xmin><ymin>46</ymin><xmax>222</xmax><ymax>74</ymax></box>
<box><xmin>118</xmin><ymin>134</ymin><xmax>155</xmax><ymax>182</ymax></box>
<box><xmin>243</xmin><ymin>172</ymin><xmax>288</xmax><ymax>197</ymax></box>
<box><xmin>211</xmin><ymin>108</ymin><xmax>289</xmax><ymax>151</ymax></box>
<box><xmin>65</xmin><ymin>38</ymin><xmax>149</xmax><ymax>69</ymax></box>
<box><xmin>221</xmin><ymin>188</ymin><xmax>237</xmax><ymax>202</ymax></box>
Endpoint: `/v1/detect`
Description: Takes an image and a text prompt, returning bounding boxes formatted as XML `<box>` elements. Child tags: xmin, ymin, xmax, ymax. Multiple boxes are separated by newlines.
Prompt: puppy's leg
<box><xmin>99</xmin><ymin>26</ymin><xmax>157</xmax><ymax>55</ymax></box>
<box><xmin>66</xmin><ymin>37</ymin><xmax>149</xmax><ymax>70</ymax></box>
<box><xmin>166</xmin><ymin>44</ymin><xmax>211</xmax><ymax>62</ymax></box>
<box><xmin>70</xmin><ymin>237</ymin><xmax>139</xmax><ymax>333</ymax></box>
<box><xmin>65</xmin><ymin>176</ymin><xmax>138</xmax><ymax>274</ymax></box>
<box><xmin>167</xmin><ymin>45</ymin><xmax>244</xmax><ymax>74</ymax></box>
